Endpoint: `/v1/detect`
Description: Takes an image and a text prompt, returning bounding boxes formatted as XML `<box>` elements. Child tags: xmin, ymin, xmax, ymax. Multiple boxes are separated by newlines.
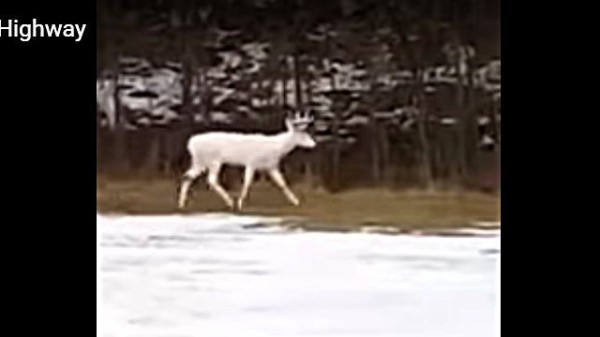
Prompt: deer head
<box><xmin>285</xmin><ymin>110</ymin><xmax>316</xmax><ymax>148</ymax></box>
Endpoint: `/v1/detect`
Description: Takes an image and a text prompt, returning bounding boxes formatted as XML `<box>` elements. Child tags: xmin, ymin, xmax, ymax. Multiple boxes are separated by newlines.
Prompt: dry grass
<box><xmin>97</xmin><ymin>176</ymin><xmax>500</xmax><ymax>231</ymax></box>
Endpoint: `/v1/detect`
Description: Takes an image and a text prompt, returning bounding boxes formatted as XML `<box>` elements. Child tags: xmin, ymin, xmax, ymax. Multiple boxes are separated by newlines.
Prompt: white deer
<box><xmin>177</xmin><ymin>112</ymin><xmax>316</xmax><ymax>210</ymax></box>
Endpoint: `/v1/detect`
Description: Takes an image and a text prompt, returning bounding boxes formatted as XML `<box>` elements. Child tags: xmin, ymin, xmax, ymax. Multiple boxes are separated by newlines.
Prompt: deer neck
<box><xmin>274</xmin><ymin>131</ymin><xmax>298</xmax><ymax>156</ymax></box>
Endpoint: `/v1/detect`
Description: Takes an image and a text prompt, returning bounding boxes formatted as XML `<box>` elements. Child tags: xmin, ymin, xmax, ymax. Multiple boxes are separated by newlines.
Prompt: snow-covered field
<box><xmin>98</xmin><ymin>213</ymin><xmax>500</xmax><ymax>337</ymax></box>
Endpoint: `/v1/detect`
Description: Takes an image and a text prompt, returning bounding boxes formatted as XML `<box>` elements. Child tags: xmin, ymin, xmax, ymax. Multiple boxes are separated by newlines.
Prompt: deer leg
<box><xmin>207</xmin><ymin>164</ymin><xmax>235</xmax><ymax>209</ymax></box>
<box><xmin>237</xmin><ymin>167</ymin><xmax>255</xmax><ymax>210</ymax></box>
<box><xmin>178</xmin><ymin>165</ymin><xmax>204</xmax><ymax>209</ymax></box>
<box><xmin>268</xmin><ymin>168</ymin><xmax>300</xmax><ymax>206</ymax></box>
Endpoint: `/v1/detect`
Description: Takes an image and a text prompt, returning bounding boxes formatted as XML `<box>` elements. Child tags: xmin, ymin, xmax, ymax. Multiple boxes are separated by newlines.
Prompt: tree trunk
<box><xmin>182</xmin><ymin>56</ymin><xmax>194</xmax><ymax>126</ymax></box>
<box><xmin>370</xmin><ymin>120</ymin><xmax>381</xmax><ymax>184</ymax></box>
<box><xmin>267</xmin><ymin>77</ymin><xmax>276</xmax><ymax>107</ymax></box>
<box><xmin>332</xmin><ymin>115</ymin><xmax>342</xmax><ymax>191</ymax></box>
<box><xmin>329</xmin><ymin>69</ymin><xmax>342</xmax><ymax>191</ymax></box>
<box><xmin>433</xmin><ymin>133</ymin><xmax>444</xmax><ymax>180</ymax></box>
<box><xmin>143</xmin><ymin>128</ymin><xmax>161</xmax><ymax>173</ymax></box>
<box><xmin>380</xmin><ymin>124</ymin><xmax>392</xmax><ymax>185</ymax></box>
<box><xmin>198</xmin><ymin>68</ymin><xmax>211</xmax><ymax>126</ymax></box>
<box><xmin>463</xmin><ymin>64</ymin><xmax>478</xmax><ymax>176</ymax></box>
<box><xmin>416</xmin><ymin>104</ymin><xmax>434</xmax><ymax>190</ymax></box>
<box><xmin>281</xmin><ymin>71</ymin><xmax>288</xmax><ymax>108</ymax></box>
<box><xmin>495</xmin><ymin>103</ymin><xmax>501</xmax><ymax>147</ymax></box>
<box><xmin>413</xmin><ymin>68</ymin><xmax>435</xmax><ymax>190</ymax></box>
<box><xmin>455</xmin><ymin>66</ymin><xmax>468</xmax><ymax>183</ymax></box>
<box><xmin>293</xmin><ymin>54</ymin><xmax>303</xmax><ymax>110</ymax></box>
<box><xmin>111</xmin><ymin>65</ymin><xmax>129</xmax><ymax>172</ymax></box>
<box><xmin>161</xmin><ymin>129</ymin><xmax>174</xmax><ymax>176</ymax></box>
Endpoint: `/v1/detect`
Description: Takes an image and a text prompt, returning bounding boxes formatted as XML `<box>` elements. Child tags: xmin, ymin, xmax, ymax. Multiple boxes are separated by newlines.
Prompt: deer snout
<box><xmin>297</xmin><ymin>133</ymin><xmax>317</xmax><ymax>148</ymax></box>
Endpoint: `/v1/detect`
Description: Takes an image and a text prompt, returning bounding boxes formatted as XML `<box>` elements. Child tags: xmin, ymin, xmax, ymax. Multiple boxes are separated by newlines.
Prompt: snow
<box><xmin>99</xmin><ymin>213</ymin><xmax>499</xmax><ymax>337</ymax></box>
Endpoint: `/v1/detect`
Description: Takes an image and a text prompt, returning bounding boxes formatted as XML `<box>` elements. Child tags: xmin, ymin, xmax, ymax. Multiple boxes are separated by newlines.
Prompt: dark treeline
<box><xmin>97</xmin><ymin>0</ymin><xmax>500</xmax><ymax>192</ymax></box>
